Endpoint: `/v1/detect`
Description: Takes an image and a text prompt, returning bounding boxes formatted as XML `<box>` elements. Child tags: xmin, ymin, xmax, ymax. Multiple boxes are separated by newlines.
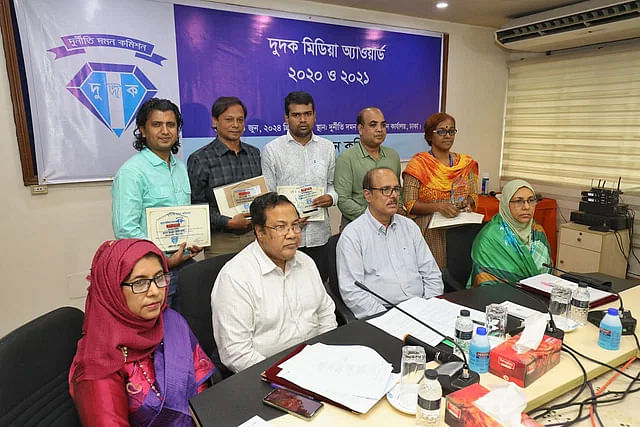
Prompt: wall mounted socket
<box><xmin>30</xmin><ymin>184</ymin><xmax>48</xmax><ymax>195</ymax></box>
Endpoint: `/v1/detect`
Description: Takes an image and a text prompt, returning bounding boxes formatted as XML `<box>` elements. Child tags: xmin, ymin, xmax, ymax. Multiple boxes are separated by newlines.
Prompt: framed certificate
<box><xmin>277</xmin><ymin>185</ymin><xmax>325</xmax><ymax>221</ymax></box>
<box><xmin>213</xmin><ymin>175</ymin><xmax>268</xmax><ymax>217</ymax></box>
<box><xmin>145</xmin><ymin>204</ymin><xmax>211</xmax><ymax>252</ymax></box>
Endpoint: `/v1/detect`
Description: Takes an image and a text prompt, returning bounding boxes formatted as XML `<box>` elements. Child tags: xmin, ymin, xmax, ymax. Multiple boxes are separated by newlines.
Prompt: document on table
<box><xmin>145</xmin><ymin>204</ymin><xmax>210</xmax><ymax>252</ymax></box>
<box><xmin>367</xmin><ymin>297</ymin><xmax>485</xmax><ymax>346</ymax></box>
<box><xmin>428</xmin><ymin>211</ymin><xmax>485</xmax><ymax>229</ymax></box>
<box><xmin>276</xmin><ymin>185</ymin><xmax>325</xmax><ymax>221</ymax></box>
<box><xmin>276</xmin><ymin>343</ymin><xmax>397</xmax><ymax>414</ymax></box>
<box><xmin>213</xmin><ymin>175</ymin><xmax>268</xmax><ymax>217</ymax></box>
<box><xmin>520</xmin><ymin>273</ymin><xmax>613</xmax><ymax>304</ymax></box>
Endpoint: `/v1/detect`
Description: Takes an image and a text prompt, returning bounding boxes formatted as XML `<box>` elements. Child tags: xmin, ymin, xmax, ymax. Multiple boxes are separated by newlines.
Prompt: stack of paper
<box><xmin>428</xmin><ymin>211</ymin><xmax>485</xmax><ymax>229</ymax></box>
<box><xmin>519</xmin><ymin>273</ymin><xmax>614</xmax><ymax>304</ymax></box>
<box><xmin>367</xmin><ymin>297</ymin><xmax>485</xmax><ymax>346</ymax></box>
<box><xmin>276</xmin><ymin>343</ymin><xmax>398</xmax><ymax>413</ymax></box>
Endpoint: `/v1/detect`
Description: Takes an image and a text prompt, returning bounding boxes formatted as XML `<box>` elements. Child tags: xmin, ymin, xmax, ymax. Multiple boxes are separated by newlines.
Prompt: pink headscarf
<box><xmin>69</xmin><ymin>239</ymin><xmax>168</xmax><ymax>382</ymax></box>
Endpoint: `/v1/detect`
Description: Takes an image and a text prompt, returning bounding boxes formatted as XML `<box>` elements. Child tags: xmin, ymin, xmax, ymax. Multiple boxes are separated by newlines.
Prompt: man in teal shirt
<box><xmin>112</xmin><ymin>98</ymin><xmax>201</xmax><ymax>307</ymax></box>
<box><xmin>334</xmin><ymin>107</ymin><xmax>402</xmax><ymax>230</ymax></box>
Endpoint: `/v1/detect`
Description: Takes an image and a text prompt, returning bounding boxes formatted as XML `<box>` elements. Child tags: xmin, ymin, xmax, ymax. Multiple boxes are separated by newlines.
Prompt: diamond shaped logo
<box><xmin>67</xmin><ymin>62</ymin><xmax>157</xmax><ymax>137</ymax></box>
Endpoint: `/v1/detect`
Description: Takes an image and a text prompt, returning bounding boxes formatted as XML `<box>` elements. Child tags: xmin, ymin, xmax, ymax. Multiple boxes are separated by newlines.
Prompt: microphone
<box><xmin>473</xmin><ymin>266</ymin><xmax>564</xmax><ymax>341</ymax></box>
<box><xmin>404</xmin><ymin>334</ymin><xmax>462</xmax><ymax>364</ymax></box>
<box><xmin>542</xmin><ymin>263</ymin><xmax>612</xmax><ymax>291</ymax></box>
<box><xmin>353</xmin><ymin>280</ymin><xmax>480</xmax><ymax>395</ymax></box>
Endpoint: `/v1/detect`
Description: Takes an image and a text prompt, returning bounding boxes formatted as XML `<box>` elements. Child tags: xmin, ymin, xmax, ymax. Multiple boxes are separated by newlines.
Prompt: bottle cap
<box><xmin>460</xmin><ymin>309</ymin><xmax>470</xmax><ymax>317</ymax></box>
<box><xmin>476</xmin><ymin>326</ymin><xmax>487</xmax><ymax>335</ymax></box>
<box><xmin>425</xmin><ymin>369</ymin><xmax>438</xmax><ymax>380</ymax></box>
<box><xmin>607</xmin><ymin>307</ymin><xmax>619</xmax><ymax>316</ymax></box>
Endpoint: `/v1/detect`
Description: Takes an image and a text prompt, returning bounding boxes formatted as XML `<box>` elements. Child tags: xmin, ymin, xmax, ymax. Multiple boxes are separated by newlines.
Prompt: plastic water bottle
<box><xmin>454</xmin><ymin>309</ymin><xmax>473</xmax><ymax>360</ymax></box>
<box><xmin>416</xmin><ymin>369</ymin><xmax>442</xmax><ymax>427</ymax></box>
<box><xmin>469</xmin><ymin>327</ymin><xmax>490</xmax><ymax>374</ymax></box>
<box><xmin>598</xmin><ymin>308</ymin><xmax>622</xmax><ymax>350</ymax></box>
<box><xmin>570</xmin><ymin>282</ymin><xmax>590</xmax><ymax>327</ymax></box>
<box><xmin>481</xmin><ymin>173</ymin><xmax>490</xmax><ymax>195</ymax></box>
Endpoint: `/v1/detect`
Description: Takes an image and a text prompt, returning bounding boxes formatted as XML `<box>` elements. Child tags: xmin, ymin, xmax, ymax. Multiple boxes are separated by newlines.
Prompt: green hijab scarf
<box><xmin>499</xmin><ymin>179</ymin><xmax>535</xmax><ymax>248</ymax></box>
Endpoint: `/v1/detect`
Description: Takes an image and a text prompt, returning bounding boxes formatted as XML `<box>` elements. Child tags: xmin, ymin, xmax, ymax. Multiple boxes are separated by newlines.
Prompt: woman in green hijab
<box><xmin>468</xmin><ymin>179</ymin><xmax>551</xmax><ymax>287</ymax></box>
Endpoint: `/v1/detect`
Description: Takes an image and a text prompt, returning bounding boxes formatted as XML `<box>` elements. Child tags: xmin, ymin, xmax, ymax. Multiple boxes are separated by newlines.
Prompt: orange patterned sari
<box><xmin>402</xmin><ymin>152</ymin><xmax>479</xmax><ymax>269</ymax></box>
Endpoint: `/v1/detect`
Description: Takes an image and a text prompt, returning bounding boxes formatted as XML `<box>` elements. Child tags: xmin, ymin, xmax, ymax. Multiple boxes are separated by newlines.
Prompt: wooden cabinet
<box><xmin>556</xmin><ymin>222</ymin><xmax>630</xmax><ymax>278</ymax></box>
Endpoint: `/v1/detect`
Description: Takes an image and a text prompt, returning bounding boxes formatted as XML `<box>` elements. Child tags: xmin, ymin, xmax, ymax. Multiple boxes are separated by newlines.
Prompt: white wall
<box><xmin>0</xmin><ymin>0</ymin><xmax>509</xmax><ymax>336</ymax></box>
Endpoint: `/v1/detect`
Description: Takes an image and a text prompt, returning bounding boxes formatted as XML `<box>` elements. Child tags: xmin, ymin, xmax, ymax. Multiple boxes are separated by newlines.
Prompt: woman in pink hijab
<box><xmin>69</xmin><ymin>239</ymin><xmax>214</xmax><ymax>426</ymax></box>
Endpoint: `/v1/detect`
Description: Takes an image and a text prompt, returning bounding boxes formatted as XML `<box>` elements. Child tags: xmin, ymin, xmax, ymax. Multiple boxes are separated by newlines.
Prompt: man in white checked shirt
<box><xmin>261</xmin><ymin>91</ymin><xmax>338</xmax><ymax>282</ymax></box>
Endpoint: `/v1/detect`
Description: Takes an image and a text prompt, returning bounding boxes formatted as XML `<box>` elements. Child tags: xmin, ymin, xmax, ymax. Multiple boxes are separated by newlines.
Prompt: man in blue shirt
<box><xmin>337</xmin><ymin>167</ymin><xmax>442</xmax><ymax>319</ymax></box>
<box><xmin>112</xmin><ymin>98</ymin><xmax>201</xmax><ymax>307</ymax></box>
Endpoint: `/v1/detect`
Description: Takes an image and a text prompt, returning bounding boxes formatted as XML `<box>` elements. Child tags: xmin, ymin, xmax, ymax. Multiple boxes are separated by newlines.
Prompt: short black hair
<box><xmin>250</xmin><ymin>192</ymin><xmax>298</xmax><ymax>232</ymax></box>
<box><xmin>284</xmin><ymin>91</ymin><xmax>315</xmax><ymax>116</ymax></box>
<box><xmin>362</xmin><ymin>167</ymin><xmax>395</xmax><ymax>190</ymax></box>
<box><xmin>133</xmin><ymin>98</ymin><xmax>182</xmax><ymax>154</ymax></box>
<box><xmin>211</xmin><ymin>96</ymin><xmax>247</xmax><ymax>119</ymax></box>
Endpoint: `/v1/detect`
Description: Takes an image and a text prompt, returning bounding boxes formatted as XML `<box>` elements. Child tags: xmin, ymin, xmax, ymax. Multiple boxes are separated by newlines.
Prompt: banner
<box><xmin>14</xmin><ymin>0</ymin><xmax>443</xmax><ymax>184</ymax></box>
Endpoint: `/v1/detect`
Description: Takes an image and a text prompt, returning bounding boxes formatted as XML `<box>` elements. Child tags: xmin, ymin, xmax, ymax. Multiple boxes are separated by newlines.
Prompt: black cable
<box><xmin>587</xmin><ymin>381</ymin><xmax>604</xmax><ymax>427</ymax></box>
<box><xmin>531</xmin><ymin>345</ymin><xmax>588</xmax><ymax>420</ymax></box>
<box><xmin>561</xmin><ymin>342</ymin><xmax>637</xmax><ymax>381</ymax></box>
<box><xmin>613</xmin><ymin>230</ymin><xmax>628</xmax><ymax>260</ymax></box>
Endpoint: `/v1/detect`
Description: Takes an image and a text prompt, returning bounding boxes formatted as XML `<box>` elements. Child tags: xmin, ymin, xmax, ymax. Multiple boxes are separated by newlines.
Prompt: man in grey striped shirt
<box><xmin>261</xmin><ymin>91</ymin><xmax>338</xmax><ymax>282</ymax></box>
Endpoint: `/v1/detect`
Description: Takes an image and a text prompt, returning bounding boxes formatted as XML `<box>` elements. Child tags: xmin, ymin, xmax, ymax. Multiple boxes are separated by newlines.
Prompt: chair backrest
<box><xmin>0</xmin><ymin>306</ymin><xmax>84</xmax><ymax>427</ymax></box>
<box><xmin>444</xmin><ymin>223</ymin><xmax>485</xmax><ymax>290</ymax></box>
<box><xmin>326</xmin><ymin>233</ymin><xmax>356</xmax><ymax>325</ymax></box>
<box><xmin>178</xmin><ymin>252</ymin><xmax>236</xmax><ymax>378</ymax></box>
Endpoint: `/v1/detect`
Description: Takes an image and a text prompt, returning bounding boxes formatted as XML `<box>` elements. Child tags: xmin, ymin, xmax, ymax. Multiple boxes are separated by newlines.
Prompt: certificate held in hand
<box><xmin>146</xmin><ymin>204</ymin><xmax>211</xmax><ymax>252</ymax></box>
<box><xmin>213</xmin><ymin>175</ymin><xmax>268</xmax><ymax>217</ymax></box>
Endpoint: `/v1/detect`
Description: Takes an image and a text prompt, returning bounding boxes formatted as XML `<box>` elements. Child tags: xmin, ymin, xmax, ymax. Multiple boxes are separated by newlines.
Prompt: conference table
<box><xmin>190</xmin><ymin>278</ymin><xmax>640</xmax><ymax>426</ymax></box>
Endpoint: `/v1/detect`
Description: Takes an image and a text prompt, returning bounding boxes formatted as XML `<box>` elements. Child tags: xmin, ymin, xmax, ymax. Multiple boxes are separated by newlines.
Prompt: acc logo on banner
<box><xmin>48</xmin><ymin>33</ymin><xmax>165</xmax><ymax>137</ymax></box>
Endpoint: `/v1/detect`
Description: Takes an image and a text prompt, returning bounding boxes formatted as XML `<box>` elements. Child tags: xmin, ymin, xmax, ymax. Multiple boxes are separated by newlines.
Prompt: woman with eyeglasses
<box><xmin>468</xmin><ymin>179</ymin><xmax>551</xmax><ymax>288</ymax></box>
<box><xmin>69</xmin><ymin>239</ymin><xmax>215</xmax><ymax>426</ymax></box>
<box><xmin>402</xmin><ymin>112</ymin><xmax>479</xmax><ymax>269</ymax></box>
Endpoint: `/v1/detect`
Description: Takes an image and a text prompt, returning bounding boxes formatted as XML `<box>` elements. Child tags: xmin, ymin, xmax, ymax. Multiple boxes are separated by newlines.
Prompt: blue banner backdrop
<box><xmin>174</xmin><ymin>4</ymin><xmax>443</xmax><ymax>160</ymax></box>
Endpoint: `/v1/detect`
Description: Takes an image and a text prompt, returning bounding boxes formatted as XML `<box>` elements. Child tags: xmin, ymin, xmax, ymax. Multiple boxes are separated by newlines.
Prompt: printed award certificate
<box><xmin>277</xmin><ymin>185</ymin><xmax>325</xmax><ymax>221</ymax></box>
<box><xmin>213</xmin><ymin>175</ymin><xmax>268</xmax><ymax>217</ymax></box>
<box><xmin>145</xmin><ymin>204</ymin><xmax>211</xmax><ymax>252</ymax></box>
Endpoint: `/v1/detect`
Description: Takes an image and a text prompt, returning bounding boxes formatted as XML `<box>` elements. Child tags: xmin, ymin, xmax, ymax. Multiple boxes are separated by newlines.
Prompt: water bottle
<box><xmin>570</xmin><ymin>282</ymin><xmax>590</xmax><ymax>327</ymax></box>
<box><xmin>481</xmin><ymin>173</ymin><xmax>489</xmax><ymax>196</ymax></box>
<box><xmin>416</xmin><ymin>369</ymin><xmax>442</xmax><ymax>427</ymax></box>
<box><xmin>598</xmin><ymin>308</ymin><xmax>622</xmax><ymax>350</ymax></box>
<box><xmin>454</xmin><ymin>309</ymin><xmax>473</xmax><ymax>360</ymax></box>
<box><xmin>469</xmin><ymin>327</ymin><xmax>490</xmax><ymax>374</ymax></box>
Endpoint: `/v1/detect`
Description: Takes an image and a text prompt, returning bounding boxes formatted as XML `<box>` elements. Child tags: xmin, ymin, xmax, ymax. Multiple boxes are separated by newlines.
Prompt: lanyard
<box><xmin>429</xmin><ymin>149</ymin><xmax>453</xmax><ymax>167</ymax></box>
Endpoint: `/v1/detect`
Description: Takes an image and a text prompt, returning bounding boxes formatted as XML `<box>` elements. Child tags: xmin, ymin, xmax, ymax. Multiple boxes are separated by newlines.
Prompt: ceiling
<box><xmin>312</xmin><ymin>0</ymin><xmax>586</xmax><ymax>28</ymax></box>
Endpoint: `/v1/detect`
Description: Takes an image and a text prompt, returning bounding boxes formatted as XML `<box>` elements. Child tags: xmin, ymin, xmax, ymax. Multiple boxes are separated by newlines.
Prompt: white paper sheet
<box><xmin>275</xmin><ymin>343</ymin><xmax>396</xmax><ymax>413</ymax></box>
<box><xmin>428</xmin><ymin>211</ymin><xmax>484</xmax><ymax>229</ymax></box>
<box><xmin>367</xmin><ymin>297</ymin><xmax>485</xmax><ymax>346</ymax></box>
<box><xmin>519</xmin><ymin>273</ymin><xmax>613</xmax><ymax>304</ymax></box>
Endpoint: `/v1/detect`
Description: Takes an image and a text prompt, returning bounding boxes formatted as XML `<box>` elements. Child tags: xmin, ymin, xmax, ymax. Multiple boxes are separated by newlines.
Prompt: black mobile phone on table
<box><xmin>262</xmin><ymin>388</ymin><xmax>324</xmax><ymax>420</ymax></box>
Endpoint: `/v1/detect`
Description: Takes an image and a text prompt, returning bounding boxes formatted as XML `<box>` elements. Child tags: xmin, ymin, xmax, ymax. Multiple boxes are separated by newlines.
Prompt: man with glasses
<box><xmin>335</xmin><ymin>107</ymin><xmax>402</xmax><ymax>230</ymax></box>
<box><xmin>211</xmin><ymin>192</ymin><xmax>337</xmax><ymax>372</ymax></box>
<box><xmin>262</xmin><ymin>91</ymin><xmax>337</xmax><ymax>282</ymax></box>
<box><xmin>337</xmin><ymin>167</ymin><xmax>443</xmax><ymax>319</ymax></box>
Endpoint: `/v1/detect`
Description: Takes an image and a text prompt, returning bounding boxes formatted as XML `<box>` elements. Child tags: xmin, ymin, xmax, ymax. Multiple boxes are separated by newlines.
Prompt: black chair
<box><xmin>326</xmin><ymin>233</ymin><xmax>357</xmax><ymax>325</ymax></box>
<box><xmin>178</xmin><ymin>252</ymin><xmax>237</xmax><ymax>382</ymax></box>
<box><xmin>0</xmin><ymin>307</ymin><xmax>84</xmax><ymax>427</ymax></box>
<box><xmin>442</xmin><ymin>223</ymin><xmax>485</xmax><ymax>293</ymax></box>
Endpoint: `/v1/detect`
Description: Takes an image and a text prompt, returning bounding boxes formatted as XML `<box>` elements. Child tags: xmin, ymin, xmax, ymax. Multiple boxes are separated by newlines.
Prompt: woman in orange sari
<box><xmin>402</xmin><ymin>112</ymin><xmax>479</xmax><ymax>270</ymax></box>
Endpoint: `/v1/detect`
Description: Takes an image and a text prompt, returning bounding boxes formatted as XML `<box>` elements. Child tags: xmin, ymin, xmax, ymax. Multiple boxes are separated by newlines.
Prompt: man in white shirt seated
<box><xmin>337</xmin><ymin>167</ymin><xmax>443</xmax><ymax>319</ymax></box>
<box><xmin>211</xmin><ymin>192</ymin><xmax>337</xmax><ymax>372</ymax></box>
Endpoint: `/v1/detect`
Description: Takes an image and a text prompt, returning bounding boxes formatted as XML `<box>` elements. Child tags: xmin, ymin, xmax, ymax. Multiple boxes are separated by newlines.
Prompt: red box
<box><xmin>489</xmin><ymin>334</ymin><xmax>562</xmax><ymax>387</ymax></box>
<box><xmin>445</xmin><ymin>383</ymin><xmax>542</xmax><ymax>427</ymax></box>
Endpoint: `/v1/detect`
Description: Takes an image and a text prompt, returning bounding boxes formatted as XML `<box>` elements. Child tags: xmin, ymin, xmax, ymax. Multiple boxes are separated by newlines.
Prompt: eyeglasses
<box><xmin>263</xmin><ymin>222</ymin><xmax>304</xmax><ymax>236</ymax></box>
<box><xmin>509</xmin><ymin>197</ymin><xmax>537</xmax><ymax>208</ymax></box>
<box><xmin>433</xmin><ymin>128</ymin><xmax>457</xmax><ymax>136</ymax></box>
<box><xmin>121</xmin><ymin>273</ymin><xmax>170</xmax><ymax>294</ymax></box>
<box><xmin>368</xmin><ymin>186</ymin><xmax>402</xmax><ymax>196</ymax></box>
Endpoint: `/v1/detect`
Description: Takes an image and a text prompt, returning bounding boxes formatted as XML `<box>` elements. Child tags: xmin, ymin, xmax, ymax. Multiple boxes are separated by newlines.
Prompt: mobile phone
<box><xmin>262</xmin><ymin>388</ymin><xmax>324</xmax><ymax>420</ymax></box>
